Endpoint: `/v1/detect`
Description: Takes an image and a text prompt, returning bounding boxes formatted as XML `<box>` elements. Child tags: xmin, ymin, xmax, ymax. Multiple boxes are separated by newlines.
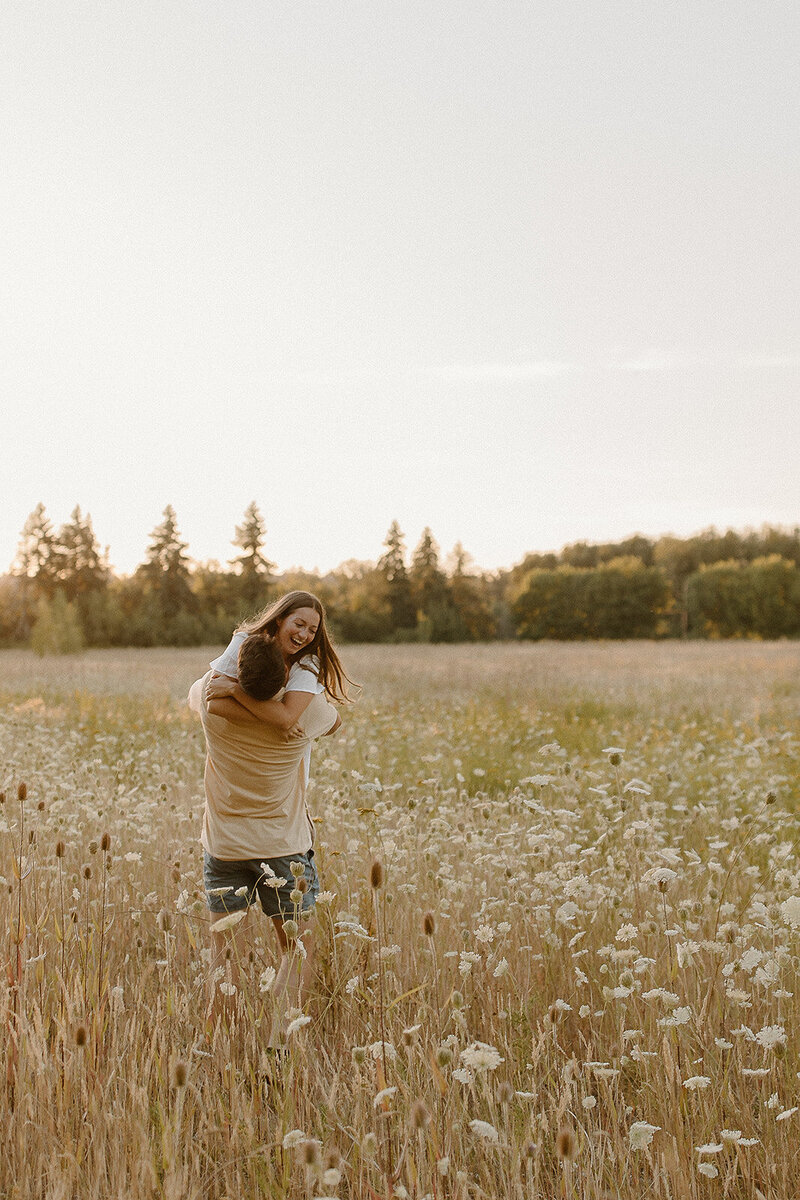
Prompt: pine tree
<box><xmin>377</xmin><ymin>521</ymin><xmax>416</xmax><ymax>632</ymax></box>
<box><xmin>410</xmin><ymin>527</ymin><xmax>449</xmax><ymax>615</ymax></box>
<box><xmin>231</xmin><ymin>502</ymin><xmax>275</xmax><ymax>612</ymax></box>
<box><xmin>138</xmin><ymin>505</ymin><xmax>195</xmax><ymax>621</ymax></box>
<box><xmin>13</xmin><ymin>503</ymin><xmax>62</xmax><ymax>596</ymax></box>
<box><xmin>57</xmin><ymin>506</ymin><xmax>108</xmax><ymax>599</ymax></box>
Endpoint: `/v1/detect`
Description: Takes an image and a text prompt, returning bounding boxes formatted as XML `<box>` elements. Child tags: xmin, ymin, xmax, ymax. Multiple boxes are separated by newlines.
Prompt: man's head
<box><xmin>237</xmin><ymin>634</ymin><xmax>287</xmax><ymax>701</ymax></box>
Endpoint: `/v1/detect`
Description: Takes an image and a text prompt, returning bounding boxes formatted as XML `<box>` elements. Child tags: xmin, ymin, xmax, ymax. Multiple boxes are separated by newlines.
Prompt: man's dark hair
<box><xmin>237</xmin><ymin>634</ymin><xmax>286</xmax><ymax>701</ymax></box>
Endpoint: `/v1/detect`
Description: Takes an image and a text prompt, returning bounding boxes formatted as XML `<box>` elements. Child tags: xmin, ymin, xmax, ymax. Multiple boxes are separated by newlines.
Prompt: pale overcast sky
<box><xmin>2</xmin><ymin>1</ymin><xmax>798</xmax><ymax>576</ymax></box>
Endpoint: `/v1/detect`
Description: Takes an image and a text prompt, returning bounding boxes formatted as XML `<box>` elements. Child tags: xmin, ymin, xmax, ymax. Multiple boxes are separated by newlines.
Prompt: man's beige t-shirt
<box><xmin>198</xmin><ymin>671</ymin><xmax>337</xmax><ymax>860</ymax></box>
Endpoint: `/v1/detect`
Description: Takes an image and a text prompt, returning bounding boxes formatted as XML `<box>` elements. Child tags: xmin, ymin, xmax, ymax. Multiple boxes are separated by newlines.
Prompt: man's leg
<box><xmin>267</xmin><ymin>917</ymin><xmax>315</xmax><ymax>1049</ymax></box>
<box><xmin>207</xmin><ymin>908</ymin><xmax>254</xmax><ymax>1028</ymax></box>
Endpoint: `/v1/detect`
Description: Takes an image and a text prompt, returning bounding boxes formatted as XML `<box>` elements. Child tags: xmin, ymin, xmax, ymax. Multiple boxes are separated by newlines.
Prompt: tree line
<box><xmin>1</xmin><ymin>503</ymin><xmax>799</xmax><ymax>652</ymax></box>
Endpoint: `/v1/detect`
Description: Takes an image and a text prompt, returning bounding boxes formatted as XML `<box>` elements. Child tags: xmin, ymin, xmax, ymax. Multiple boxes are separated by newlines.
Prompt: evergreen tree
<box><xmin>57</xmin><ymin>506</ymin><xmax>108</xmax><ymax>600</ymax></box>
<box><xmin>231</xmin><ymin>501</ymin><xmax>275</xmax><ymax>612</ymax></box>
<box><xmin>410</xmin><ymin>528</ymin><xmax>449</xmax><ymax>615</ymax></box>
<box><xmin>137</xmin><ymin>506</ymin><xmax>196</xmax><ymax>633</ymax></box>
<box><xmin>377</xmin><ymin>521</ymin><xmax>416</xmax><ymax>633</ymax></box>
<box><xmin>13</xmin><ymin>503</ymin><xmax>62</xmax><ymax>596</ymax></box>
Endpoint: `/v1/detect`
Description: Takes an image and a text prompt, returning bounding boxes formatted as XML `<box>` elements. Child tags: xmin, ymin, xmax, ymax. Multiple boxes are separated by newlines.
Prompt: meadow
<box><xmin>1</xmin><ymin>640</ymin><xmax>799</xmax><ymax>1200</ymax></box>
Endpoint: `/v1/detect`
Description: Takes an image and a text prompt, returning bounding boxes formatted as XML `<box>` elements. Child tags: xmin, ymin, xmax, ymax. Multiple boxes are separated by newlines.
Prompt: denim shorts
<box><xmin>203</xmin><ymin>849</ymin><xmax>319</xmax><ymax>919</ymax></box>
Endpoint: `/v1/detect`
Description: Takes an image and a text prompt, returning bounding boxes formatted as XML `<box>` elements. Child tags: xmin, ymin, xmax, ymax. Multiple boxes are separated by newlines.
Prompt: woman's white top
<box><xmin>209</xmin><ymin>633</ymin><xmax>324</xmax><ymax>783</ymax></box>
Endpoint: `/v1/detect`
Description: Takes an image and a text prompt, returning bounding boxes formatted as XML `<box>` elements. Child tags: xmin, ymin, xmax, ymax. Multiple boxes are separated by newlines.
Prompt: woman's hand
<box><xmin>205</xmin><ymin>673</ymin><xmax>237</xmax><ymax>701</ymax></box>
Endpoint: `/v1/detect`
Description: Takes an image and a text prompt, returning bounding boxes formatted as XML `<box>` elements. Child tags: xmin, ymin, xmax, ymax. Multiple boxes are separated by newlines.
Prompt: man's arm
<box><xmin>207</xmin><ymin>697</ymin><xmax>263</xmax><ymax>723</ymax></box>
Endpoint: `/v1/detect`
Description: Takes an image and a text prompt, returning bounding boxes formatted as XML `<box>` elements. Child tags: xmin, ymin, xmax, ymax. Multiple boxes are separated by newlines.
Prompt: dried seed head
<box><xmin>75</xmin><ymin>1025</ymin><xmax>87</xmax><ymax>1048</ymax></box>
<box><xmin>370</xmin><ymin>859</ymin><xmax>383</xmax><ymax>889</ymax></box>
<box><xmin>556</xmin><ymin>1126</ymin><xmax>578</xmax><ymax>1161</ymax></box>
<box><xmin>436</xmin><ymin>1046</ymin><xmax>453</xmax><ymax>1067</ymax></box>
<box><xmin>351</xmin><ymin>1046</ymin><xmax>367</xmax><ymax>1066</ymax></box>
<box><xmin>173</xmin><ymin>1061</ymin><xmax>188</xmax><ymax>1088</ymax></box>
<box><xmin>18</xmin><ymin>782</ymin><xmax>27</xmax><ymax>803</ymax></box>
<box><xmin>766</xmin><ymin>790</ymin><xmax>777</xmax><ymax>805</ymax></box>
<box><xmin>497</xmin><ymin>1080</ymin><xmax>514</xmax><ymax>1105</ymax></box>
<box><xmin>101</xmin><ymin>832</ymin><xmax>111</xmax><ymax>852</ymax></box>
<box><xmin>37</xmin><ymin>800</ymin><xmax>45</xmax><ymax>811</ymax></box>
<box><xmin>282</xmin><ymin>919</ymin><xmax>299</xmax><ymax>940</ymax></box>
<box><xmin>157</xmin><ymin>909</ymin><xmax>173</xmax><ymax>933</ymax></box>
<box><xmin>296</xmin><ymin>877</ymin><xmax>308</xmax><ymax>894</ymax></box>
<box><xmin>523</xmin><ymin>1141</ymin><xmax>537</xmax><ymax>1158</ymax></box>
<box><xmin>411</xmin><ymin>1099</ymin><xmax>430</xmax><ymax>1129</ymax></box>
<box><xmin>55</xmin><ymin>841</ymin><xmax>65</xmax><ymax>859</ymax></box>
<box><xmin>83</xmin><ymin>865</ymin><xmax>92</xmax><ymax>880</ymax></box>
<box><xmin>423</xmin><ymin>912</ymin><xmax>435</xmax><ymax>937</ymax></box>
<box><xmin>290</xmin><ymin>860</ymin><xmax>305</xmax><ymax>878</ymax></box>
<box><xmin>300</xmin><ymin>1139</ymin><xmax>320</xmax><ymax>1167</ymax></box>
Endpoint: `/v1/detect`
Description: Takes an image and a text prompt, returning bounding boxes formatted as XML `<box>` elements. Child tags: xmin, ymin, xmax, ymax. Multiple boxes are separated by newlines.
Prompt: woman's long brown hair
<box><xmin>238</xmin><ymin>590</ymin><xmax>357</xmax><ymax>703</ymax></box>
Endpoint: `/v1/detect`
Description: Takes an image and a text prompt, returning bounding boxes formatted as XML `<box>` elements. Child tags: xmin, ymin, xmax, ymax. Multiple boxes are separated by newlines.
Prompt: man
<box><xmin>189</xmin><ymin>633</ymin><xmax>341</xmax><ymax>1044</ymax></box>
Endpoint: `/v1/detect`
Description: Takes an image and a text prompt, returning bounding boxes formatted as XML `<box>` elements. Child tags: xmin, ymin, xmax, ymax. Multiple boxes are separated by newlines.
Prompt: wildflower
<box><xmin>316</xmin><ymin>891</ymin><xmax>336</xmax><ymax>905</ymax></box>
<box><xmin>493</xmin><ymin>958</ymin><xmax>509</xmax><ymax>978</ymax></box>
<box><xmin>582</xmin><ymin>1096</ymin><xmax>597</xmax><ymax>1109</ymax></box>
<box><xmin>436</xmin><ymin>1156</ymin><xmax>450</xmax><ymax>1176</ymax></box>
<box><xmin>682</xmin><ymin>1076</ymin><xmax>712</xmax><ymax>1090</ymax></box>
<box><xmin>282</xmin><ymin>1129</ymin><xmax>306</xmax><ymax>1149</ymax></box>
<box><xmin>616</xmin><ymin>924</ymin><xmax>638</xmax><ymax>943</ymax></box>
<box><xmin>286</xmin><ymin>1014</ymin><xmax>311</xmax><ymax>1036</ymax></box>
<box><xmin>259</xmin><ymin>966</ymin><xmax>276</xmax><ymax>993</ymax></box>
<box><xmin>460</xmin><ymin>1042</ymin><xmax>504</xmax><ymax>1072</ymax></box>
<box><xmin>776</xmin><ymin>1107</ymin><xmax>798</xmax><ymax>1121</ymax></box>
<box><xmin>373</xmin><ymin>1086</ymin><xmax>398</xmax><ymax>1108</ymax></box>
<box><xmin>641</xmin><ymin>866</ymin><xmax>677</xmax><ymax>889</ymax></box>
<box><xmin>367</xmin><ymin>1040</ymin><xmax>396</xmax><ymax>1062</ymax></box>
<box><xmin>755</xmin><ymin>1024</ymin><xmax>787</xmax><ymax>1050</ymax></box>
<box><xmin>719</xmin><ymin>1130</ymin><xmax>741</xmax><ymax>1143</ymax></box>
<box><xmin>698</xmin><ymin>1163</ymin><xmax>719</xmax><ymax>1178</ymax></box>
<box><xmin>379</xmin><ymin>944</ymin><xmax>401</xmax><ymax>960</ymax></box>
<box><xmin>555</xmin><ymin>901</ymin><xmax>580</xmax><ymax>925</ymax></box>
<box><xmin>742</xmin><ymin>1067</ymin><xmax>771</xmax><ymax>1077</ymax></box>
<box><xmin>452</xmin><ymin>1068</ymin><xmax>474</xmax><ymax>1084</ymax></box>
<box><xmin>696</xmin><ymin>1143</ymin><xmax>723</xmax><ymax>1154</ymax></box>
<box><xmin>629</xmin><ymin>1122</ymin><xmax>659</xmax><ymax>1149</ymax></box>
<box><xmin>210</xmin><ymin>910</ymin><xmax>246</xmax><ymax>933</ymax></box>
<box><xmin>780</xmin><ymin>897</ymin><xmax>800</xmax><ymax>928</ymax></box>
<box><xmin>345</xmin><ymin>975</ymin><xmax>360</xmax><ymax>995</ymax></box>
<box><xmin>469</xmin><ymin>1119</ymin><xmax>499</xmax><ymax>1142</ymax></box>
<box><xmin>218</xmin><ymin>981</ymin><xmax>236</xmax><ymax>996</ymax></box>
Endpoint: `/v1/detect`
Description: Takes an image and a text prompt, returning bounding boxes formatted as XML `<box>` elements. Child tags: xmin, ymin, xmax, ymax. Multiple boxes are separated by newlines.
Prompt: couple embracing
<box><xmin>189</xmin><ymin>590</ymin><xmax>355</xmax><ymax>1045</ymax></box>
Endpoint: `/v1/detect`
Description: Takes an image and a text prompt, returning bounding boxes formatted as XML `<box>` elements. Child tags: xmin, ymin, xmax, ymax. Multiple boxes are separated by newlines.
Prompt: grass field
<box><xmin>1</xmin><ymin>641</ymin><xmax>799</xmax><ymax>1199</ymax></box>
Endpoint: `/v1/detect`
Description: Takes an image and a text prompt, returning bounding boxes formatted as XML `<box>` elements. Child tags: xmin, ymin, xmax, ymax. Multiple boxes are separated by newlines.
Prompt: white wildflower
<box><xmin>469</xmin><ymin>1119</ymin><xmax>499</xmax><ymax>1142</ymax></box>
<box><xmin>755</xmin><ymin>1024</ymin><xmax>787</xmax><ymax>1050</ymax></box>
<box><xmin>286</xmin><ymin>1014</ymin><xmax>311</xmax><ymax>1036</ymax></box>
<box><xmin>282</xmin><ymin>1129</ymin><xmax>306</xmax><ymax>1149</ymax></box>
<box><xmin>556</xmin><ymin>901</ymin><xmax>580</xmax><ymax>925</ymax></box>
<box><xmin>629</xmin><ymin>1122</ymin><xmax>659</xmax><ymax>1149</ymax></box>
<box><xmin>696</xmin><ymin>1143</ymin><xmax>723</xmax><ymax>1154</ymax></box>
<box><xmin>682</xmin><ymin>1076</ymin><xmax>711</xmax><ymax>1090</ymax></box>
<box><xmin>616</xmin><ymin>924</ymin><xmax>638</xmax><ymax>943</ymax></box>
<box><xmin>460</xmin><ymin>1042</ymin><xmax>504</xmax><ymax>1072</ymax></box>
<box><xmin>780</xmin><ymin>897</ymin><xmax>800</xmax><ymax>928</ymax></box>
<box><xmin>493</xmin><ymin>958</ymin><xmax>509</xmax><ymax>978</ymax></box>
<box><xmin>259</xmin><ymin>966</ymin><xmax>276</xmax><ymax>993</ymax></box>
<box><xmin>698</xmin><ymin>1163</ymin><xmax>718</xmax><ymax>1178</ymax></box>
<box><xmin>719</xmin><ymin>1130</ymin><xmax>741</xmax><ymax>1143</ymax></box>
<box><xmin>345</xmin><ymin>975</ymin><xmax>360</xmax><ymax>995</ymax></box>
<box><xmin>373</xmin><ymin>1086</ymin><xmax>398</xmax><ymax>1108</ymax></box>
<box><xmin>776</xmin><ymin>1107</ymin><xmax>799</xmax><ymax>1121</ymax></box>
<box><xmin>218</xmin><ymin>981</ymin><xmax>236</xmax><ymax>996</ymax></box>
<box><xmin>210</xmin><ymin>910</ymin><xmax>246</xmax><ymax>933</ymax></box>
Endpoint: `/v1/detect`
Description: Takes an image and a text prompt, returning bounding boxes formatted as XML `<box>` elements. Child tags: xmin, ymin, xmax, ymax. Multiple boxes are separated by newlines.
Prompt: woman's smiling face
<box><xmin>275</xmin><ymin>606</ymin><xmax>320</xmax><ymax>659</ymax></box>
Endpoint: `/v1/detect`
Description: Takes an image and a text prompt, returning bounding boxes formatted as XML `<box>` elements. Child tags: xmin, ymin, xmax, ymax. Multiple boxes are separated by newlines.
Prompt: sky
<box><xmin>2</xmin><ymin>1</ymin><xmax>799</xmax><ymax>577</ymax></box>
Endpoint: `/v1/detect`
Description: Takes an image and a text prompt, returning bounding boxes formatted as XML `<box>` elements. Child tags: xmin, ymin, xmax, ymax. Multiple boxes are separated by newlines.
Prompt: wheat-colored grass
<box><xmin>1</xmin><ymin>641</ymin><xmax>799</xmax><ymax>1199</ymax></box>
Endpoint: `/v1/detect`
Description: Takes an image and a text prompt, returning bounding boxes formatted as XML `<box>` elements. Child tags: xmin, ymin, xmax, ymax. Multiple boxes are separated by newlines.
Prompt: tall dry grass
<box><xmin>1</xmin><ymin>640</ymin><xmax>799</xmax><ymax>1199</ymax></box>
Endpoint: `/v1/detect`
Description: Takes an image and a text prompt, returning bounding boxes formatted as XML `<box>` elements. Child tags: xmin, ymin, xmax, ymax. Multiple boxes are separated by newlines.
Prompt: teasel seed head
<box><xmin>55</xmin><ymin>840</ymin><xmax>65</xmax><ymax>859</ymax></box>
<box><xmin>423</xmin><ymin>911</ymin><xmax>435</xmax><ymax>936</ymax></box>
<box><xmin>556</xmin><ymin>1125</ymin><xmax>578</xmax><ymax>1161</ymax></box>
<box><xmin>101</xmin><ymin>832</ymin><xmax>111</xmax><ymax>852</ymax></box>
<box><xmin>18</xmin><ymin>782</ymin><xmax>27</xmax><ymax>803</ymax></box>
<box><xmin>370</xmin><ymin>859</ymin><xmax>383</xmax><ymax>889</ymax></box>
<box><xmin>75</xmin><ymin>1025</ymin><xmax>87</xmax><ymax>1048</ymax></box>
<box><xmin>173</xmin><ymin>1061</ymin><xmax>188</xmax><ymax>1088</ymax></box>
<box><xmin>411</xmin><ymin>1099</ymin><xmax>430</xmax><ymax>1129</ymax></box>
